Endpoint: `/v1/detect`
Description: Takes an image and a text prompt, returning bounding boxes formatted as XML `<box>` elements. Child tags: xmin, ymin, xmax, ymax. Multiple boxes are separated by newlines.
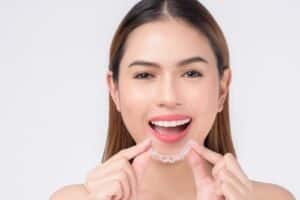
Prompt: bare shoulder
<box><xmin>252</xmin><ymin>180</ymin><xmax>296</xmax><ymax>200</ymax></box>
<box><xmin>49</xmin><ymin>184</ymin><xmax>89</xmax><ymax>200</ymax></box>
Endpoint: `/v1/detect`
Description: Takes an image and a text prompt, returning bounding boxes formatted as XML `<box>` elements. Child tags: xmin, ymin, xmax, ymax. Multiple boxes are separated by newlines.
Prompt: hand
<box><xmin>186</xmin><ymin>140</ymin><xmax>254</xmax><ymax>200</ymax></box>
<box><xmin>84</xmin><ymin>138</ymin><xmax>152</xmax><ymax>200</ymax></box>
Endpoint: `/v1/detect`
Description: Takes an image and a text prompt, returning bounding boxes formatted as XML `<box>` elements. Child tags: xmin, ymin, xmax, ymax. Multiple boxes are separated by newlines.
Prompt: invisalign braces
<box><xmin>150</xmin><ymin>144</ymin><xmax>191</xmax><ymax>164</ymax></box>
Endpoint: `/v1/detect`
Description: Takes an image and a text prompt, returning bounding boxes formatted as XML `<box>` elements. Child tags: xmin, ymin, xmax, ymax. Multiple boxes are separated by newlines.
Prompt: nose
<box><xmin>156</xmin><ymin>76</ymin><xmax>182</xmax><ymax>109</ymax></box>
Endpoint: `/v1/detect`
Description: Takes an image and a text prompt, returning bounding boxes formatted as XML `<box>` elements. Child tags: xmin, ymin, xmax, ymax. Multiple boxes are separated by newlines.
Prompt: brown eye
<box><xmin>183</xmin><ymin>70</ymin><xmax>203</xmax><ymax>78</ymax></box>
<box><xmin>134</xmin><ymin>72</ymin><xmax>154</xmax><ymax>79</ymax></box>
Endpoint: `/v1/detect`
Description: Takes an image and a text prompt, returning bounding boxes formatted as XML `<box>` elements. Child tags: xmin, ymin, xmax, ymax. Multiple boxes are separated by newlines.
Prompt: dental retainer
<box><xmin>150</xmin><ymin>143</ymin><xmax>191</xmax><ymax>164</ymax></box>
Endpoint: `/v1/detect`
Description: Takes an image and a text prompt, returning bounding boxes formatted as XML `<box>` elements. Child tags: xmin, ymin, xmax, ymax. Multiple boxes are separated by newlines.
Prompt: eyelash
<box><xmin>134</xmin><ymin>70</ymin><xmax>203</xmax><ymax>79</ymax></box>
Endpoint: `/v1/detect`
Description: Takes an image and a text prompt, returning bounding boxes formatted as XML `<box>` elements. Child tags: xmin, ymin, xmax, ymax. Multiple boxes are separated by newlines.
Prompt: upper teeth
<box><xmin>150</xmin><ymin>118</ymin><xmax>191</xmax><ymax>127</ymax></box>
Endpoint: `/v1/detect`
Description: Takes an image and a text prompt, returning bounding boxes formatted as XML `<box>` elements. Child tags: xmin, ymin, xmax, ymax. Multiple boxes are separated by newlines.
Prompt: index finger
<box><xmin>119</xmin><ymin>138</ymin><xmax>152</xmax><ymax>160</ymax></box>
<box><xmin>188</xmin><ymin>140</ymin><xmax>222</xmax><ymax>164</ymax></box>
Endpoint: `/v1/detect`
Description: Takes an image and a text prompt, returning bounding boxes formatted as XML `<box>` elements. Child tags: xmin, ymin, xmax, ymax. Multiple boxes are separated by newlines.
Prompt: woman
<box><xmin>50</xmin><ymin>0</ymin><xmax>295</xmax><ymax>199</ymax></box>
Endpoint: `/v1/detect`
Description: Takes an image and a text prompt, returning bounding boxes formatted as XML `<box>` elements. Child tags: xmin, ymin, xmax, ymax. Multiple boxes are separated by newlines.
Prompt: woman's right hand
<box><xmin>84</xmin><ymin>138</ymin><xmax>152</xmax><ymax>200</ymax></box>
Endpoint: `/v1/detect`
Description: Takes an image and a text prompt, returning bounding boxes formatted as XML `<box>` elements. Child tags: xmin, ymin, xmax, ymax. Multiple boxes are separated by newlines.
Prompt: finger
<box><xmin>218</xmin><ymin>168</ymin><xmax>247</xmax><ymax>195</ymax></box>
<box><xmin>213</xmin><ymin>181</ymin><xmax>224</xmax><ymax>197</ymax></box>
<box><xmin>212</xmin><ymin>159</ymin><xmax>226</xmax><ymax>178</ymax></box>
<box><xmin>86</xmin><ymin>156</ymin><xmax>130</xmax><ymax>181</ymax></box>
<box><xmin>223</xmin><ymin>153</ymin><xmax>252</xmax><ymax>189</ymax></box>
<box><xmin>121</xmin><ymin>159</ymin><xmax>138</xmax><ymax>200</ymax></box>
<box><xmin>119</xmin><ymin>170</ymin><xmax>130</xmax><ymax>200</ymax></box>
<box><xmin>132</xmin><ymin>147</ymin><xmax>151</xmax><ymax>181</ymax></box>
<box><xmin>186</xmin><ymin>148</ymin><xmax>225</xmax><ymax>200</ymax></box>
<box><xmin>87</xmin><ymin>157</ymin><xmax>137</xmax><ymax>187</ymax></box>
<box><xmin>185</xmin><ymin>148</ymin><xmax>214</xmax><ymax>188</ymax></box>
<box><xmin>87</xmin><ymin>160</ymin><xmax>137</xmax><ymax>200</ymax></box>
<box><xmin>97</xmin><ymin>138</ymin><xmax>152</xmax><ymax>170</ymax></box>
<box><xmin>188</xmin><ymin>140</ymin><xmax>222</xmax><ymax>164</ymax></box>
<box><xmin>86</xmin><ymin>171</ymin><xmax>129</xmax><ymax>200</ymax></box>
<box><xmin>119</xmin><ymin>138</ymin><xmax>152</xmax><ymax>160</ymax></box>
<box><xmin>132</xmin><ymin>147</ymin><xmax>152</xmax><ymax>198</ymax></box>
<box><xmin>219</xmin><ymin>181</ymin><xmax>243</xmax><ymax>200</ymax></box>
<box><xmin>88</xmin><ymin>179</ymin><xmax>123</xmax><ymax>200</ymax></box>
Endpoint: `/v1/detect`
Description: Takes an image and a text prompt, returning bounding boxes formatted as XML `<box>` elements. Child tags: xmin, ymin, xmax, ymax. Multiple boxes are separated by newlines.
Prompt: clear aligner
<box><xmin>150</xmin><ymin>144</ymin><xmax>191</xmax><ymax>164</ymax></box>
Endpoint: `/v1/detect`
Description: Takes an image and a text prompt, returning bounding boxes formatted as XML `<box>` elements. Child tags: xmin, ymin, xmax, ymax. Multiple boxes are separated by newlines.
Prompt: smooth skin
<box><xmin>50</xmin><ymin>18</ymin><xmax>296</xmax><ymax>200</ymax></box>
<box><xmin>185</xmin><ymin>140</ymin><xmax>254</xmax><ymax>200</ymax></box>
<box><xmin>84</xmin><ymin>138</ymin><xmax>153</xmax><ymax>200</ymax></box>
<box><xmin>49</xmin><ymin>139</ymin><xmax>296</xmax><ymax>200</ymax></box>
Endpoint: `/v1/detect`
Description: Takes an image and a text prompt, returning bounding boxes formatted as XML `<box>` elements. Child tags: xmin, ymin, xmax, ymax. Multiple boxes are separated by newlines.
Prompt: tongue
<box><xmin>153</xmin><ymin>124</ymin><xmax>187</xmax><ymax>134</ymax></box>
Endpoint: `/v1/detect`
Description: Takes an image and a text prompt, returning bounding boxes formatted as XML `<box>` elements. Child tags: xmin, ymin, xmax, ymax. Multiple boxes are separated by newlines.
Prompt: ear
<box><xmin>106</xmin><ymin>70</ymin><xmax>121</xmax><ymax>112</ymax></box>
<box><xmin>217</xmin><ymin>68</ymin><xmax>232</xmax><ymax>112</ymax></box>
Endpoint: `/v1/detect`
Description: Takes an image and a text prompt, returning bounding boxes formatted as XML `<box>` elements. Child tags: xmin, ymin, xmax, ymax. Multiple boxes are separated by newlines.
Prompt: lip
<box><xmin>148</xmin><ymin>119</ymin><xmax>192</xmax><ymax>144</ymax></box>
<box><xmin>149</xmin><ymin>114</ymin><xmax>191</xmax><ymax>122</ymax></box>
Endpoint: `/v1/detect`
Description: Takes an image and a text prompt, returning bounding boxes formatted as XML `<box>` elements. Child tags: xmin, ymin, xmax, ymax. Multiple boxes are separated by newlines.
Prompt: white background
<box><xmin>0</xmin><ymin>0</ymin><xmax>299</xmax><ymax>199</ymax></box>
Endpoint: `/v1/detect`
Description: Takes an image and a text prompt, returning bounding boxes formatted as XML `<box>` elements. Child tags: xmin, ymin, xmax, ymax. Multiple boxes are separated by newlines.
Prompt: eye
<box><xmin>183</xmin><ymin>70</ymin><xmax>203</xmax><ymax>78</ymax></box>
<box><xmin>134</xmin><ymin>72</ymin><xmax>154</xmax><ymax>79</ymax></box>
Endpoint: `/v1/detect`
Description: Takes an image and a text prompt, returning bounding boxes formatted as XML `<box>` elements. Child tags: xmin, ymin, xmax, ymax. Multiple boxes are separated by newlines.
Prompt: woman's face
<box><xmin>107</xmin><ymin>19</ymin><xmax>231</xmax><ymax>154</ymax></box>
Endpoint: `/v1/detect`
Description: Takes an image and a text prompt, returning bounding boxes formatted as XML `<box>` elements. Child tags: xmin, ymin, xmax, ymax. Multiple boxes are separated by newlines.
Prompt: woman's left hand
<box><xmin>186</xmin><ymin>140</ymin><xmax>254</xmax><ymax>200</ymax></box>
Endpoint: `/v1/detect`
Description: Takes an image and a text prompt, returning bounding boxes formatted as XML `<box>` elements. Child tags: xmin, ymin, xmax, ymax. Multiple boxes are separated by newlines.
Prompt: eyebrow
<box><xmin>128</xmin><ymin>56</ymin><xmax>209</xmax><ymax>68</ymax></box>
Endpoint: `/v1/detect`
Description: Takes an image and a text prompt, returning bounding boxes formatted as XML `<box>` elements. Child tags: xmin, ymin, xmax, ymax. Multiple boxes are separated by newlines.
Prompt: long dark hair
<box><xmin>102</xmin><ymin>0</ymin><xmax>236</xmax><ymax>163</ymax></box>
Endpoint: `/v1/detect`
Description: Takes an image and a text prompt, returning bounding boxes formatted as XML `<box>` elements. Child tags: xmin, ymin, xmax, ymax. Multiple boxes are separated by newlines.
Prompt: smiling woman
<box><xmin>50</xmin><ymin>0</ymin><xmax>295</xmax><ymax>200</ymax></box>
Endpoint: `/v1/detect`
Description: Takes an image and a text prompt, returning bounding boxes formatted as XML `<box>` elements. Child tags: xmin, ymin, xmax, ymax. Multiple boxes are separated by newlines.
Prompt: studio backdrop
<box><xmin>0</xmin><ymin>0</ymin><xmax>299</xmax><ymax>199</ymax></box>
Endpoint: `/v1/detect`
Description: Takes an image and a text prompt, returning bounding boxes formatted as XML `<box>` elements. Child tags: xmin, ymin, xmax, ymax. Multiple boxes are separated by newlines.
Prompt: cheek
<box><xmin>118</xmin><ymin>83</ymin><xmax>149</xmax><ymax>141</ymax></box>
<box><xmin>188</xmin><ymin>85</ymin><xmax>219</xmax><ymax>113</ymax></box>
<box><xmin>186</xmin><ymin>82</ymin><xmax>219</xmax><ymax>141</ymax></box>
<box><xmin>182</xmin><ymin>74</ymin><xmax>219</xmax><ymax>112</ymax></box>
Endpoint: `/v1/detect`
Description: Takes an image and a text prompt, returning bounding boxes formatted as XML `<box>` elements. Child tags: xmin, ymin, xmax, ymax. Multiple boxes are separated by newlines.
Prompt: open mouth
<box><xmin>148</xmin><ymin>120</ymin><xmax>192</xmax><ymax>135</ymax></box>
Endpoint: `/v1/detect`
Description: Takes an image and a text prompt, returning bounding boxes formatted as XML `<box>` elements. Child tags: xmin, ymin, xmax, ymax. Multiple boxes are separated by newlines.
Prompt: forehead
<box><xmin>120</xmin><ymin>19</ymin><xmax>217</xmax><ymax>68</ymax></box>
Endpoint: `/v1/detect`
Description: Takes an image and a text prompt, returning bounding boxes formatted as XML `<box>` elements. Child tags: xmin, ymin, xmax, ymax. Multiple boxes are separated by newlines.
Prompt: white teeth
<box><xmin>150</xmin><ymin>145</ymin><xmax>191</xmax><ymax>164</ymax></box>
<box><xmin>150</xmin><ymin>118</ymin><xmax>191</xmax><ymax>127</ymax></box>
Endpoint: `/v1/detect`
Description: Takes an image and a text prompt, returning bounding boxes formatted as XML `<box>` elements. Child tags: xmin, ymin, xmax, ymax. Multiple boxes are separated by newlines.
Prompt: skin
<box><xmin>107</xmin><ymin>18</ymin><xmax>230</xmax><ymax>198</ymax></box>
<box><xmin>49</xmin><ymin>19</ymin><xmax>296</xmax><ymax>200</ymax></box>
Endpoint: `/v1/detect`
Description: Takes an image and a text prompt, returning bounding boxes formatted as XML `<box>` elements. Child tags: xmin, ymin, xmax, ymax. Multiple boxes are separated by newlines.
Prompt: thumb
<box><xmin>185</xmin><ymin>146</ymin><xmax>224</xmax><ymax>200</ymax></box>
<box><xmin>132</xmin><ymin>147</ymin><xmax>151</xmax><ymax>184</ymax></box>
<box><xmin>185</xmin><ymin>147</ymin><xmax>214</xmax><ymax>188</ymax></box>
<box><xmin>131</xmin><ymin>147</ymin><xmax>152</xmax><ymax>200</ymax></box>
